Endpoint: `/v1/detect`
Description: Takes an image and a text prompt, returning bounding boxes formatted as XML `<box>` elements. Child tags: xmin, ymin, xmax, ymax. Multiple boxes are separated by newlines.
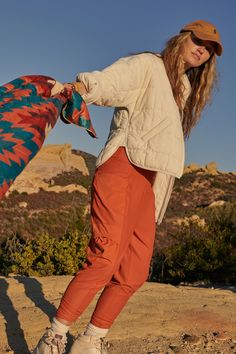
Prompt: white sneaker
<box><xmin>69</xmin><ymin>334</ymin><xmax>109</xmax><ymax>354</ymax></box>
<box><xmin>33</xmin><ymin>328</ymin><xmax>67</xmax><ymax>354</ymax></box>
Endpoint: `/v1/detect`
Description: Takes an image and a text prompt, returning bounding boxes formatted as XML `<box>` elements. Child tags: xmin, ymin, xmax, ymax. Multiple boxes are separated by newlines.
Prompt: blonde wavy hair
<box><xmin>161</xmin><ymin>32</ymin><xmax>218</xmax><ymax>138</ymax></box>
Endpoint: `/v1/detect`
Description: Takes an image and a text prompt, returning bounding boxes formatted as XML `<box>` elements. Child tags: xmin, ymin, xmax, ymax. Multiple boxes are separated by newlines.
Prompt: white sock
<box><xmin>51</xmin><ymin>317</ymin><xmax>70</xmax><ymax>336</ymax></box>
<box><xmin>84</xmin><ymin>322</ymin><xmax>109</xmax><ymax>338</ymax></box>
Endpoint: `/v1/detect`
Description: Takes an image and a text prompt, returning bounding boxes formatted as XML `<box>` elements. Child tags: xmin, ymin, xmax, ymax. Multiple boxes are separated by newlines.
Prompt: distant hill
<box><xmin>0</xmin><ymin>145</ymin><xmax>96</xmax><ymax>240</ymax></box>
<box><xmin>157</xmin><ymin>166</ymin><xmax>236</xmax><ymax>249</ymax></box>
<box><xmin>1</xmin><ymin>145</ymin><xmax>236</xmax><ymax>250</ymax></box>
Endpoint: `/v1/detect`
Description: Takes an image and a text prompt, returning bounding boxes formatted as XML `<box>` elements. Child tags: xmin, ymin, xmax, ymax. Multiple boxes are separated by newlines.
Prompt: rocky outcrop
<box><xmin>184</xmin><ymin>162</ymin><xmax>219</xmax><ymax>175</ymax></box>
<box><xmin>184</xmin><ymin>163</ymin><xmax>201</xmax><ymax>174</ymax></box>
<box><xmin>8</xmin><ymin>144</ymin><xmax>89</xmax><ymax>195</ymax></box>
<box><xmin>174</xmin><ymin>214</ymin><xmax>206</xmax><ymax>228</ymax></box>
<box><xmin>208</xmin><ymin>200</ymin><xmax>226</xmax><ymax>208</ymax></box>
<box><xmin>205</xmin><ymin>162</ymin><xmax>218</xmax><ymax>175</ymax></box>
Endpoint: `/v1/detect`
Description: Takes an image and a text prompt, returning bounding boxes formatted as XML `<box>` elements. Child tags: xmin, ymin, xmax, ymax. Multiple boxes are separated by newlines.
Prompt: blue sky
<box><xmin>1</xmin><ymin>0</ymin><xmax>235</xmax><ymax>171</ymax></box>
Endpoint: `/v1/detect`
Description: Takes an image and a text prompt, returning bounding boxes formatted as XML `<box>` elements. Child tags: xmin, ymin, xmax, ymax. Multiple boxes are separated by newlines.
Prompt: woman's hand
<box><xmin>49</xmin><ymin>81</ymin><xmax>87</xmax><ymax>97</ymax></box>
<box><xmin>63</xmin><ymin>82</ymin><xmax>87</xmax><ymax>95</ymax></box>
<box><xmin>49</xmin><ymin>80</ymin><xmax>64</xmax><ymax>96</ymax></box>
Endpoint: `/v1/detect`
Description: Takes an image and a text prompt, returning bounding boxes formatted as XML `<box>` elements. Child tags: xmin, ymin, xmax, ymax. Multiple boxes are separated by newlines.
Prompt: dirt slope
<box><xmin>0</xmin><ymin>276</ymin><xmax>235</xmax><ymax>354</ymax></box>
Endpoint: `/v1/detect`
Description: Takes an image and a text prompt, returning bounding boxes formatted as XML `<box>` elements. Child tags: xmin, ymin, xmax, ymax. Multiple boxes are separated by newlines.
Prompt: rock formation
<box><xmin>8</xmin><ymin>144</ymin><xmax>89</xmax><ymax>195</ymax></box>
<box><xmin>184</xmin><ymin>162</ymin><xmax>219</xmax><ymax>175</ymax></box>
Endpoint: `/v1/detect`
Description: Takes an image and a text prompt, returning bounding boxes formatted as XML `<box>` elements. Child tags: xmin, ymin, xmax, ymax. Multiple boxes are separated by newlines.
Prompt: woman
<box><xmin>34</xmin><ymin>20</ymin><xmax>222</xmax><ymax>354</ymax></box>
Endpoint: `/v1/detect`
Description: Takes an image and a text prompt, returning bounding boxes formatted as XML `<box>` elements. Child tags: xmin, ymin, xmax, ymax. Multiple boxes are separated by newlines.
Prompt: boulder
<box><xmin>175</xmin><ymin>214</ymin><xmax>206</xmax><ymax>228</ymax></box>
<box><xmin>19</xmin><ymin>202</ymin><xmax>28</xmax><ymax>208</ymax></box>
<box><xmin>184</xmin><ymin>163</ymin><xmax>201</xmax><ymax>174</ymax></box>
<box><xmin>47</xmin><ymin>184</ymin><xmax>87</xmax><ymax>194</ymax></box>
<box><xmin>204</xmin><ymin>162</ymin><xmax>218</xmax><ymax>175</ymax></box>
<box><xmin>208</xmin><ymin>200</ymin><xmax>226</xmax><ymax>208</ymax></box>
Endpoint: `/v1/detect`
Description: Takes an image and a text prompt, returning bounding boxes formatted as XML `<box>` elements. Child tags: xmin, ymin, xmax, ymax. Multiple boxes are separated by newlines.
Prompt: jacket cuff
<box><xmin>76</xmin><ymin>72</ymin><xmax>100</xmax><ymax>105</ymax></box>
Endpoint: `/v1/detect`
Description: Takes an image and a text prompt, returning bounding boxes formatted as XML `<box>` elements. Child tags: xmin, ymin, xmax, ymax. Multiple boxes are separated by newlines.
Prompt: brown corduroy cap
<box><xmin>180</xmin><ymin>20</ymin><xmax>223</xmax><ymax>56</ymax></box>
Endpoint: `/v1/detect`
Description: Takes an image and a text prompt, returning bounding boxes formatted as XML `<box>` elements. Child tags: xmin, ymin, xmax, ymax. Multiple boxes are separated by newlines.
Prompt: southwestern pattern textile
<box><xmin>0</xmin><ymin>75</ymin><xmax>96</xmax><ymax>200</ymax></box>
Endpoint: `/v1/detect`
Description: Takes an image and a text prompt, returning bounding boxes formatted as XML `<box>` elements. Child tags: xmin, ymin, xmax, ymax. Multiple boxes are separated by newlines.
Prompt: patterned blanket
<box><xmin>0</xmin><ymin>75</ymin><xmax>96</xmax><ymax>200</ymax></box>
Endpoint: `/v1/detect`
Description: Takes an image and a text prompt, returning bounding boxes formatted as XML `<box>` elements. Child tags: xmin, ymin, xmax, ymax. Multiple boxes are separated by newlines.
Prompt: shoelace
<box><xmin>54</xmin><ymin>338</ymin><xmax>66</xmax><ymax>354</ymax></box>
<box><xmin>44</xmin><ymin>330</ymin><xmax>67</xmax><ymax>354</ymax></box>
<box><xmin>100</xmin><ymin>337</ymin><xmax>110</xmax><ymax>353</ymax></box>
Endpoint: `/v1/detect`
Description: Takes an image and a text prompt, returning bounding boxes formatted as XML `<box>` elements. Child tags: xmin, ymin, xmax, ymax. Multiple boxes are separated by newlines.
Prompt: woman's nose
<box><xmin>198</xmin><ymin>46</ymin><xmax>205</xmax><ymax>54</ymax></box>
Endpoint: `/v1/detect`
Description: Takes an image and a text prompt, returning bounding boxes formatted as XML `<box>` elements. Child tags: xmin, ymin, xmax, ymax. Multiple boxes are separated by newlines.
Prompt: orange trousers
<box><xmin>56</xmin><ymin>147</ymin><xmax>156</xmax><ymax>328</ymax></box>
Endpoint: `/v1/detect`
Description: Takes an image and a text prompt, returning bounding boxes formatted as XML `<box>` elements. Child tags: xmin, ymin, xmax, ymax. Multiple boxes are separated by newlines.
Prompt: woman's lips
<box><xmin>192</xmin><ymin>52</ymin><xmax>200</xmax><ymax>60</ymax></box>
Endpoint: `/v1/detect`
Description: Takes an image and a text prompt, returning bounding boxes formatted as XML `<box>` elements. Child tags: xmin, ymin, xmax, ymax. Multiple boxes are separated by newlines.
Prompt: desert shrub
<box><xmin>151</xmin><ymin>203</ymin><xmax>236</xmax><ymax>285</ymax></box>
<box><xmin>0</xmin><ymin>230</ymin><xmax>90</xmax><ymax>276</ymax></box>
<box><xmin>53</xmin><ymin>231</ymin><xmax>88</xmax><ymax>275</ymax></box>
<box><xmin>11</xmin><ymin>190</ymin><xmax>20</xmax><ymax>196</ymax></box>
<box><xmin>199</xmin><ymin>202</ymin><xmax>236</xmax><ymax>231</ymax></box>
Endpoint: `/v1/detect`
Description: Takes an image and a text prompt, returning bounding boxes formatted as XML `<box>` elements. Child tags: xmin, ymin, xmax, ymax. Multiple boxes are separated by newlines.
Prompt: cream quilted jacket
<box><xmin>77</xmin><ymin>53</ymin><xmax>191</xmax><ymax>223</ymax></box>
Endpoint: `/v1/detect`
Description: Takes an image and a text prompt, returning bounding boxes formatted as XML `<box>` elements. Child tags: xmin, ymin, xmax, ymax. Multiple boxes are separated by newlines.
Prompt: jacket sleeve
<box><xmin>77</xmin><ymin>54</ymin><xmax>152</xmax><ymax>107</ymax></box>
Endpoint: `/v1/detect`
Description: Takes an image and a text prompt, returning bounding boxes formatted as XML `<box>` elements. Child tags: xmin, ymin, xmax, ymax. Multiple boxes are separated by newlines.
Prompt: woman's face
<box><xmin>181</xmin><ymin>33</ymin><xmax>215</xmax><ymax>70</ymax></box>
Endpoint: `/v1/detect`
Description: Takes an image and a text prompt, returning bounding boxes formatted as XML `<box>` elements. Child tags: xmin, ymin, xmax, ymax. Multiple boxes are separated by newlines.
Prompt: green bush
<box><xmin>0</xmin><ymin>230</ymin><xmax>89</xmax><ymax>276</ymax></box>
<box><xmin>151</xmin><ymin>203</ymin><xmax>236</xmax><ymax>285</ymax></box>
<box><xmin>1</xmin><ymin>203</ymin><xmax>236</xmax><ymax>284</ymax></box>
